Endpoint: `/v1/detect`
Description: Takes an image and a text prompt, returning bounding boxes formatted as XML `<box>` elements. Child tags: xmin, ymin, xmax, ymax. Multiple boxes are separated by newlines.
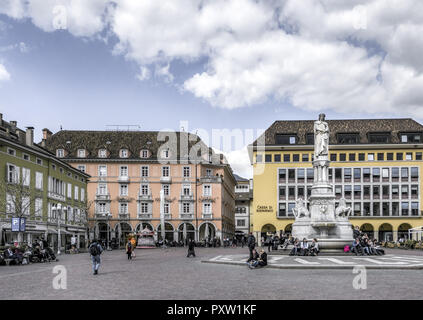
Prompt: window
<box><xmin>382</xmin><ymin>202</ymin><xmax>389</xmax><ymax>216</ymax></box>
<box><xmin>265</xmin><ymin>154</ymin><xmax>272</xmax><ymax>163</ymax></box>
<box><xmin>279</xmin><ymin>187</ymin><xmax>286</xmax><ymax>200</ymax></box>
<box><xmin>162</xmin><ymin>149</ymin><xmax>170</xmax><ymax>158</ymax></box>
<box><xmin>354</xmin><ymin>203</ymin><xmax>361</xmax><ymax>216</ymax></box>
<box><xmin>164</xmin><ymin>203</ymin><xmax>169</xmax><ymax>214</ymax></box>
<box><xmin>306</xmin><ymin>133</ymin><xmax>314</xmax><ymax>145</ymax></box>
<box><xmin>162</xmin><ymin>166</ymin><xmax>170</xmax><ymax>177</ymax></box>
<box><xmin>120</xmin><ymin>149</ymin><xmax>129</xmax><ymax>158</ymax></box>
<box><xmin>141</xmin><ymin>150</ymin><xmax>149</xmax><ymax>158</ymax></box>
<box><xmin>288</xmin><ymin>169</ymin><xmax>295</xmax><ymax>182</ymax></box>
<box><xmin>36</xmin><ymin>172</ymin><xmax>43</xmax><ymax>190</ymax></box>
<box><xmin>335</xmin><ymin>168</ymin><xmax>342</xmax><ymax>181</ymax></box>
<box><xmin>206</xmin><ymin>169</ymin><xmax>212</xmax><ymax>176</ymax></box>
<box><xmin>373</xmin><ymin>185</ymin><xmax>380</xmax><ymax>199</ymax></box>
<box><xmin>287</xmin><ymin>203</ymin><xmax>295</xmax><ymax>216</ymax></box>
<box><xmin>387</xmin><ymin>153</ymin><xmax>394</xmax><ymax>160</ymax></box>
<box><xmin>182</xmin><ymin>185</ymin><xmax>190</xmax><ymax>196</ymax></box>
<box><xmin>98</xmin><ymin>149</ymin><xmax>107</xmax><ymax>158</ymax></box>
<box><xmin>98</xmin><ymin>165</ymin><xmax>107</xmax><ymax>177</ymax></box>
<box><xmin>120</xmin><ymin>166</ymin><xmax>128</xmax><ymax>177</ymax></box>
<box><xmin>363</xmin><ymin>168</ymin><xmax>371</xmax><ymax>182</ymax></box>
<box><xmin>401</xmin><ymin>168</ymin><xmax>409</xmax><ymax>181</ymax></box>
<box><xmin>344</xmin><ymin>185</ymin><xmax>352</xmax><ymax>198</ymax></box>
<box><xmin>298</xmin><ymin>186</ymin><xmax>304</xmax><ymax>197</ymax></box>
<box><xmin>392</xmin><ymin>167</ymin><xmax>399</xmax><ymax>181</ymax></box>
<box><xmin>354</xmin><ymin>168</ymin><xmax>361</xmax><ymax>181</ymax></box>
<box><xmin>411</xmin><ymin>202</ymin><xmax>419</xmax><ymax>216</ymax></box>
<box><xmin>396</xmin><ymin>153</ymin><xmax>403</xmax><ymax>161</ymax></box>
<box><xmin>358</xmin><ymin>153</ymin><xmax>365</xmax><ymax>161</ymax></box>
<box><xmin>377</xmin><ymin>153</ymin><xmax>384</xmax><ymax>161</ymax></box>
<box><xmin>202</xmin><ymin>203</ymin><xmax>210</xmax><ymax>214</ymax></box>
<box><xmin>278</xmin><ymin>203</ymin><xmax>286</xmax><ymax>217</ymax></box>
<box><xmin>297</xmin><ymin>169</ymin><xmax>305</xmax><ymax>182</ymax></box>
<box><xmin>349</xmin><ymin>153</ymin><xmax>356</xmax><ymax>161</ymax></box>
<box><xmin>302</xmin><ymin>154</ymin><xmax>309</xmax><ymax>162</ymax></box>
<box><xmin>401</xmin><ymin>133</ymin><xmax>422</xmax><ymax>143</ymax></box>
<box><xmin>98</xmin><ymin>203</ymin><xmax>107</xmax><ymax>213</ymax></box>
<box><xmin>77</xmin><ymin>165</ymin><xmax>86</xmax><ymax>173</ymax></box>
<box><xmin>81</xmin><ymin>188</ymin><xmax>85</xmax><ymax>202</ymax></box>
<box><xmin>411</xmin><ymin>185</ymin><xmax>418</xmax><ymax>198</ymax></box>
<box><xmin>67</xmin><ymin>183</ymin><xmax>72</xmax><ymax>198</ymax></box>
<box><xmin>406</xmin><ymin>153</ymin><xmax>413</xmax><ymax>161</ymax></box>
<box><xmin>7</xmin><ymin>164</ymin><xmax>19</xmax><ymax>183</ymax></box>
<box><xmin>369</xmin><ymin>133</ymin><xmax>390</xmax><ymax>143</ymax></box>
<box><xmin>7</xmin><ymin>148</ymin><xmax>16</xmax><ymax>156</ymax></box>
<box><xmin>392</xmin><ymin>202</ymin><xmax>399</xmax><ymax>216</ymax></box>
<box><xmin>283</xmin><ymin>154</ymin><xmax>290</xmax><ymax>162</ymax></box>
<box><xmin>382</xmin><ymin>168</ymin><xmax>389</xmax><ymax>181</ymax></box>
<box><xmin>335</xmin><ymin>185</ymin><xmax>342</xmax><ymax>198</ymax></box>
<box><xmin>23</xmin><ymin>153</ymin><xmax>29</xmax><ymax>161</ymax></box>
<box><xmin>372</xmin><ymin>168</ymin><xmax>380</xmax><ymax>182</ymax></box>
<box><xmin>255</xmin><ymin>154</ymin><xmax>263</xmax><ymax>163</ymax></box>
<box><xmin>288</xmin><ymin>187</ymin><xmax>295</xmax><ymax>199</ymax></box>
<box><xmin>141</xmin><ymin>203</ymin><xmax>149</xmax><ymax>214</ymax></box>
<box><xmin>141</xmin><ymin>166</ymin><xmax>149</xmax><ymax>177</ymax></box>
<box><xmin>401</xmin><ymin>202</ymin><xmax>409</xmax><ymax>216</ymax></box>
<box><xmin>22</xmin><ymin>167</ymin><xmax>30</xmax><ymax>186</ymax></box>
<box><xmin>98</xmin><ymin>184</ymin><xmax>107</xmax><ymax>195</ymax></box>
<box><xmin>74</xmin><ymin>186</ymin><xmax>79</xmax><ymax>200</ymax></box>
<box><xmin>392</xmin><ymin>185</ymin><xmax>399</xmax><ymax>198</ymax></box>
<box><xmin>411</xmin><ymin>167</ymin><xmax>418</xmax><ymax>180</ymax></box>
<box><xmin>203</xmin><ymin>185</ymin><xmax>211</xmax><ymax>196</ymax></box>
<box><xmin>363</xmin><ymin>185</ymin><xmax>370</xmax><ymax>198</ymax></box>
<box><xmin>22</xmin><ymin>196</ymin><xmax>30</xmax><ymax>215</ymax></box>
<box><xmin>183</xmin><ymin>166</ymin><xmax>191</xmax><ymax>177</ymax></box>
<box><xmin>339</xmin><ymin>154</ymin><xmax>346</xmax><ymax>161</ymax></box>
<box><xmin>337</xmin><ymin>133</ymin><xmax>359</xmax><ymax>144</ymax></box>
<box><xmin>382</xmin><ymin>185</ymin><xmax>389</xmax><ymax>199</ymax></box>
<box><xmin>416</xmin><ymin>152</ymin><xmax>422</xmax><ymax>160</ymax></box>
<box><xmin>344</xmin><ymin>168</ymin><xmax>351</xmax><ymax>182</ymax></box>
<box><xmin>368</xmin><ymin>153</ymin><xmax>374</xmax><ymax>161</ymax></box>
<box><xmin>56</xmin><ymin>149</ymin><xmax>64</xmax><ymax>158</ymax></box>
<box><xmin>237</xmin><ymin>219</ymin><xmax>246</xmax><ymax>227</ymax></box>
<box><xmin>401</xmin><ymin>185</ymin><xmax>409</xmax><ymax>198</ymax></box>
<box><xmin>293</xmin><ymin>154</ymin><xmax>300</xmax><ymax>162</ymax></box>
<box><xmin>36</xmin><ymin>158</ymin><xmax>42</xmax><ymax>165</ymax></box>
<box><xmin>373</xmin><ymin>202</ymin><xmax>380</xmax><ymax>216</ymax></box>
<box><xmin>307</xmin><ymin>168</ymin><xmax>314</xmax><ymax>181</ymax></box>
<box><xmin>77</xmin><ymin>149</ymin><xmax>86</xmax><ymax>158</ymax></box>
<box><xmin>35</xmin><ymin>198</ymin><xmax>43</xmax><ymax>216</ymax></box>
<box><xmin>119</xmin><ymin>203</ymin><xmax>128</xmax><ymax>214</ymax></box>
<box><xmin>330</xmin><ymin>154</ymin><xmax>337</xmax><ymax>161</ymax></box>
<box><xmin>141</xmin><ymin>184</ymin><xmax>149</xmax><ymax>196</ymax></box>
<box><xmin>120</xmin><ymin>184</ymin><xmax>128</xmax><ymax>196</ymax></box>
<box><xmin>274</xmin><ymin>154</ymin><xmax>281</xmax><ymax>162</ymax></box>
<box><xmin>279</xmin><ymin>169</ymin><xmax>286</xmax><ymax>183</ymax></box>
<box><xmin>275</xmin><ymin>134</ymin><xmax>297</xmax><ymax>145</ymax></box>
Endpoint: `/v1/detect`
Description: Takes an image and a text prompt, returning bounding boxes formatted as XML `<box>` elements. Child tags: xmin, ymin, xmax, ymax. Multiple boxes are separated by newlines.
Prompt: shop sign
<box><xmin>256</xmin><ymin>205</ymin><xmax>273</xmax><ymax>213</ymax></box>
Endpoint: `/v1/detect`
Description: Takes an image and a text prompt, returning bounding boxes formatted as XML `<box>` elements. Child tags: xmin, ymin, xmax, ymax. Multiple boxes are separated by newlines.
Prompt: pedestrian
<box><xmin>89</xmin><ymin>239</ymin><xmax>103</xmax><ymax>275</ymax></box>
<box><xmin>267</xmin><ymin>236</ymin><xmax>273</xmax><ymax>253</ymax></box>
<box><xmin>130</xmin><ymin>236</ymin><xmax>136</xmax><ymax>258</ymax></box>
<box><xmin>126</xmin><ymin>239</ymin><xmax>133</xmax><ymax>260</ymax></box>
<box><xmin>246</xmin><ymin>232</ymin><xmax>256</xmax><ymax>262</ymax></box>
<box><xmin>187</xmin><ymin>239</ymin><xmax>196</xmax><ymax>257</ymax></box>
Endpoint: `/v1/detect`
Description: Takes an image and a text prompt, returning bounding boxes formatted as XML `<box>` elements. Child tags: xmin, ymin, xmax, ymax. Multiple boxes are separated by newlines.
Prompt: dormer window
<box><xmin>120</xmin><ymin>149</ymin><xmax>129</xmax><ymax>158</ymax></box>
<box><xmin>56</xmin><ymin>149</ymin><xmax>64</xmax><ymax>158</ymax></box>
<box><xmin>98</xmin><ymin>149</ymin><xmax>107</xmax><ymax>158</ymax></box>
<box><xmin>140</xmin><ymin>149</ymin><xmax>149</xmax><ymax>158</ymax></box>
<box><xmin>77</xmin><ymin>149</ymin><xmax>86</xmax><ymax>158</ymax></box>
<box><xmin>275</xmin><ymin>134</ymin><xmax>297</xmax><ymax>145</ymax></box>
<box><xmin>162</xmin><ymin>149</ymin><xmax>170</xmax><ymax>158</ymax></box>
<box><xmin>306</xmin><ymin>133</ymin><xmax>314</xmax><ymax>145</ymax></box>
<box><xmin>337</xmin><ymin>133</ymin><xmax>359</xmax><ymax>144</ymax></box>
<box><xmin>368</xmin><ymin>133</ymin><xmax>390</xmax><ymax>144</ymax></box>
<box><xmin>400</xmin><ymin>133</ymin><xmax>422</xmax><ymax>143</ymax></box>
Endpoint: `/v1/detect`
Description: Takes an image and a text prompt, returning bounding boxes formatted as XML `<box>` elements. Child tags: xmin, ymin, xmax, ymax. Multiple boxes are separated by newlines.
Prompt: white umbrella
<box><xmin>160</xmin><ymin>189</ymin><xmax>165</xmax><ymax>244</ymax></box>
<box><xmin>183</xmin><ymin>223</ymin><xmax>187</xmax><ymax>244</ymax></box>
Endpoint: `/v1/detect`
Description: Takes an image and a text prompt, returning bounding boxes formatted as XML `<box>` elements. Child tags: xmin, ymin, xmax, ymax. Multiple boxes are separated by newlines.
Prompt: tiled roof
<box><xmin>43</xmin><ymin>130</ymin><xmax>214</xmax><ymax>161</ymax></box>
<box><xmin>253</xmin><ymin>118</ymin><xmax>423</xmax><ymax>146</ymax></box>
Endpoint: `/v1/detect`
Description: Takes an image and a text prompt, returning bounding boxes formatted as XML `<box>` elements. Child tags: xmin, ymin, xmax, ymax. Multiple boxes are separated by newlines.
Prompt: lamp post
<box><xmin>56</xmin><ymin>203</ymin><xmax>62</xmax><ymax>255</ymax></box>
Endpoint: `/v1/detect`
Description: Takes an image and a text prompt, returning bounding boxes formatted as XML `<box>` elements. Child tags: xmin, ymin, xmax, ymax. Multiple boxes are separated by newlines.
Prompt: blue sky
<box><xmin>1</xmin><ymin>1</ymin><xmax>422</xmax><ymax>178</ymax></box>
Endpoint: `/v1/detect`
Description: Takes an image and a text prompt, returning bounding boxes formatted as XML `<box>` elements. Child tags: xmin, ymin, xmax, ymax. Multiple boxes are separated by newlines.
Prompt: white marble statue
<box><xmin>314</xmin><ymin>113</ymin><xmax>329</xmax><ymax>158</ymax></box>
<box><xmin>292</xmin><ymin>198</ymin><xmax>310</xmax><ymax>219</ymax></box>
<box><xmin>335</xmin><ymin>198</ymin><xmax>352</xmax><ymax>218</ymax></box>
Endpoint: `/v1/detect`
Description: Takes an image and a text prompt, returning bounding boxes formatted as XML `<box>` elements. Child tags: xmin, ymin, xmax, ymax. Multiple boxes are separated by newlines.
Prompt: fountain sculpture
<box><xmin>292</xmin><ymin>114</ymin><xmax>353</xmax><ymax>250</ymax></box>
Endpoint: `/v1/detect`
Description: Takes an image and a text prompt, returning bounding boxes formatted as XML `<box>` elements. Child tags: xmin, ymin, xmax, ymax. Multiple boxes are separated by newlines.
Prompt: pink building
<box><xmin>42</xmin><ymin>130</ymin><xmax>236</xmax><ymax>247</ymax></box>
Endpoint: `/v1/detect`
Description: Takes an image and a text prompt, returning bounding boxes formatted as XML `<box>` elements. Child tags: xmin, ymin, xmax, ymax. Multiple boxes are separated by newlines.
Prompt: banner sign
<box><xmin>11</xmin><ymin>217</ymin><xmax>26</xmax><ymax>232</ymax></box>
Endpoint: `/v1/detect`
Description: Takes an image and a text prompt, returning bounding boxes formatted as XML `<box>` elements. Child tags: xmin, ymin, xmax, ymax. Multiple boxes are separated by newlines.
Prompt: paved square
<box><xmin>1</xmin><ymin>247</ymin><xmax>423</xmax><ymax>300</ymax></box>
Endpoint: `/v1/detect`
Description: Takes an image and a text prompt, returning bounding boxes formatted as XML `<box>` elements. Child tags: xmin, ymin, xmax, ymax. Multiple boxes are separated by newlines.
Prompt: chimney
<box><xmin>10</xmin><ymin>121</ymin><xmax>17</xmax><ymax>130</ymax></box>
<box><xmin>26</xmin><ymin>127</ymin><xmax>34</xmax><ymax>146</ymax></box>
<box><xmin>41</xmin><ymin>128</ymin><xmax>53</xmax><ymax>147</ymax></box>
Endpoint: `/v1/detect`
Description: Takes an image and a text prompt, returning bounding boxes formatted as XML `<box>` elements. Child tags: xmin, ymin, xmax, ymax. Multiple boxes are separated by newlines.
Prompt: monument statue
<box><xmin>292</xmin><ymin>198</ymin><xmax>310</xmax><ymax>219</ymax></box>
<box><xmin>314</xmin><ymin>113</ymin><xmax>329</xmax><ymax>158</ymax></box>
<box><xmin>292</xmin><ymin>114</ymin><xmax>353</xmax><ymax>251</ymax></box>
<box><xmin>335</xmin><ymin>198</ymin><xmax>352</xmax><ymax>218</ymax></box>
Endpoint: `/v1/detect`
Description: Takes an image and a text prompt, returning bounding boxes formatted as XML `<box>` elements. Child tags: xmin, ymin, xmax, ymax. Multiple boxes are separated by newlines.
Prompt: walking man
<box><xmin>246</xmin><ymin>232</ymin><xmax>256</xmax><ymax>262</ymax></box>
<box><xmin>187</xmin><ymin>239</ymin><xmax>196</xmax><ymax>258</ymax></box>
<box><xmin>126</xmin><ymin>239</ymin><xmax>133</xmax><ymax>260</ymax></box>
<box><xmin>89</xmin><ymin>239</ymin><xmax>103</xmax><ymax>275</ymax></box>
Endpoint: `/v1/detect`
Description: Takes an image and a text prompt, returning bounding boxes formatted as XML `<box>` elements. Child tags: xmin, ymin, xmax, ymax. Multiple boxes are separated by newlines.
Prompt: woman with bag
<box><xmin>126</xmin><ymin>240</ymin><xmax>133</xmax><ymax>260</ymax></box>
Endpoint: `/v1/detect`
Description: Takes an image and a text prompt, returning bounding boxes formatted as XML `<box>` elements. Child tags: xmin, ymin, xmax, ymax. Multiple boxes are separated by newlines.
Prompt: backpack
<box><xmin>90</xmin><ymin>243</ymin><xmax>100</xmax><ymax>256</ymax></box>
<box><xmin>344</xmin><ymin>245</ymin><xmax>350</xmax><ymax>253</ymax></box>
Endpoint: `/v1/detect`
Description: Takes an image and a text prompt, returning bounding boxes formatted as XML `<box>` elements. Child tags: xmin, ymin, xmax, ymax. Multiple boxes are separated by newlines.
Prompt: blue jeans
<box><xmin>91</xmin><ymin>255</ymin><xmax>101</xmax><ymax>272</ymax></box>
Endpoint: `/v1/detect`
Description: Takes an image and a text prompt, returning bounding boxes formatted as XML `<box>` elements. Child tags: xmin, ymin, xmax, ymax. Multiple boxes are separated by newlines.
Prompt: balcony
<box><xmin>202</xmin><ymin>213</ymin><xmax>213</xmax><ymax>219</ymax></box>
<box><xmin>200</xmin><ymin>176</ymin><xmax>221</xmax><ymax>183</ymax></box>
<box><xmin>160</xmin><ymin>176</ymin><xmax>172</xmax><ymax>183</ymax></box>
<box><xmin>47</xmin><ymin>192</ymin><xmax>65</xmax><ymax>202</ymax></box>
<box><xmin>95</xmin><ymin>194</ymin><xmax>111</xmax><ymax>201</ymax></box>
<box><xmin>180</xmin><ymin>194</ymin><xmax>194</xmax><ymax>201</ymax></box>
<box><xmin>95</xmin><ymin>212</ymin><xmax>111</xmax><ymax>219</ymax></box>
<box><xmin>118</xmin><ymin>213</ymin><xmax>130</xmax><ymax>219</ymax></box>
<box><xmin>138</xmin><ymin>213</ymin><xmax>152</xmax><ymax>219</ymax></box>
<box><xmin>138</xmin><ymin>194</ymin><xmax>153</xmax><ymax>201</ymax></box>
<box><xmin>118</xmin><ymin>175</ymin><xmax>130</xmax><ymax>183</ymax></box>
<box><xmin>180</xmin><ymin>213</ymin><xmax>194</xmax><ymax>220</ymax></box>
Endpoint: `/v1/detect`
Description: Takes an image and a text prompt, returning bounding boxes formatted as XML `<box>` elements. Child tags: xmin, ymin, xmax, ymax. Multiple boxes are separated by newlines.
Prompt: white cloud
<box><xmin>0</xmin><ymin>63</ymin><xmax>10</xmax><ymax>82</ymax></box>
<box><xmin>223</xmin><ymin>147</ymin><xmax>252</xmax><ymax>179</ymax></box>
<box><xmin>1</xmin><ymin>0</ymin><xmax>423</xmax><ymax>117</ymax></box>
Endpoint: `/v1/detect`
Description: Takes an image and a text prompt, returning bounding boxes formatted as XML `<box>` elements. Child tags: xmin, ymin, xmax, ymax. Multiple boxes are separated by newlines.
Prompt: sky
<box><xmin>0</xmin><ymin>0</ymin><xmax>423</xmax><ymax>179</ymax></box>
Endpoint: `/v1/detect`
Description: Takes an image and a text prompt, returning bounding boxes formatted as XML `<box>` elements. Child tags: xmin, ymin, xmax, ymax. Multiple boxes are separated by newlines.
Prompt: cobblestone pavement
<box><xmin>1</xmin><ymin>247</ymin><xmax>423</xmax><ymax>300</ymax></box>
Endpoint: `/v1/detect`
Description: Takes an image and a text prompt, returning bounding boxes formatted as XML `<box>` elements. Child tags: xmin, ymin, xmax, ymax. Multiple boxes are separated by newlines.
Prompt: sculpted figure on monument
<box><xmin>335</xmin><ymin>198</ymin><xmax>352</xmax><ymax>218</ymax></box>
<box><xmin>314</xmin><ymin>113</ymin><xmax>329</xmax><ymax>158</ymax></box>
<box><xmin>292</xmin><ymin>198</ymin><xmax>310</xmax><ymax>219</ymax></box>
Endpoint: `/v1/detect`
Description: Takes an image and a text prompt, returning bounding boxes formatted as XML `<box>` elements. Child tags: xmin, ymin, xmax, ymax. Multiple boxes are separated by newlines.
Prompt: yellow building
<box><xmin>248</xmin><ymin>118</ymin><xmax>423</xmax><ymax>245</ymax></box>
